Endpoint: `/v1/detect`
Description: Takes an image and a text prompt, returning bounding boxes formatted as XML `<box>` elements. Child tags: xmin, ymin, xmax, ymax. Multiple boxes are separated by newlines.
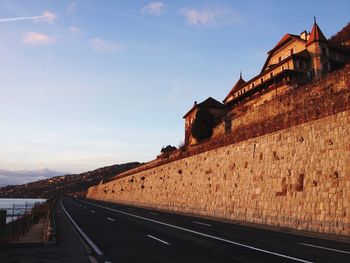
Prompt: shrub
<box><xmin>191</xmin><ymin>108</ymin><xmax>215</xmax><ymax>141</ymax></box>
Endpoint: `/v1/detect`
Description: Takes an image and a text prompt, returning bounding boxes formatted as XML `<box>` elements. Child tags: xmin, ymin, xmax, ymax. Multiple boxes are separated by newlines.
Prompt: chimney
<box><xmin>300</xmin><ymin>30</ymin><xmax>308</xmax><ymax>40</ymax></box>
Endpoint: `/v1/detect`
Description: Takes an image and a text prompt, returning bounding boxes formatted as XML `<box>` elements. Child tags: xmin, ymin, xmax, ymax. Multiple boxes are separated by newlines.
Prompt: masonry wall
<box><xmin>87</xmin><ymin>66</ymin><xmax>350</xmax><ymax>237</ymax></box>
<box><xmin>87</xmin><ymin>109</ymin><xmax>350</xmax><ymax>236</ymax></box>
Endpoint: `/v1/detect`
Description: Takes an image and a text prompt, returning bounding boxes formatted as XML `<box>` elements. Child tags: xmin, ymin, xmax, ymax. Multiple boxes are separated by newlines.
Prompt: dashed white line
<box><xmin>60</xmin><ymin>201</ymin><xmax>103</xmax><ymax>256</ymax></box>
<box><xmin>83</xmin><ymin>207</ymin><xmax>87</xmax><ymax>210</ymax></box>
<box><xmin>147</xmin><ymin>235</ymin><xmax>170</xmax><ymax>245</ymax></box>
<box><xmin>192</xmin><ymin>221</ymin><xmax>212</xmax><ymax>227</ymax></box>
<box><xmin>149</xmin><ymin>212</ymin><xmax>158</xmax><ymax>216</ymax></box>
<box><xmin>91</xmin><ymin>210</ymin><xmax>95</xmax><ymax>214</ymax></box>
<box><xmin>128</xmin><ymin>208</ymin><xmax>133</xmax><ymax>211</ymax></box>
<box><xmin>107</xmin><ymin>217</ymin><xmax>115</xmax><ymax>222</ymax></box>
<box><xmin>79</xmin><ymin>199</ymin><xmax>313</xmax><ymax>263</ymax></box>
<box><xmin>299</xmin><ymin>243</ymin><xmax>350</xmax><ymax>255</ymax></box>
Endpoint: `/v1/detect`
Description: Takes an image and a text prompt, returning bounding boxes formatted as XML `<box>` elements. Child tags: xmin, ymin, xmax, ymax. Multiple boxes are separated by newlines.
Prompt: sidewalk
<box><xmin>10</xmin><ymin>218</ymin><xmax>45</xmax><ymax>244</ymax></box>
<box><xmin>0</xmin><ymin>199</ymin><xmax>91</xmax><ymax>263</ymax></box>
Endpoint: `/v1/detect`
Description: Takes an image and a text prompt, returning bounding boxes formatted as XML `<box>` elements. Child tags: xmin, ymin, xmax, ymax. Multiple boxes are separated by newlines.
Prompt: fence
<box><xmin>0</xmin><ymin>199</ymin><xmax>56</xmax><ymax>245</ymax></box>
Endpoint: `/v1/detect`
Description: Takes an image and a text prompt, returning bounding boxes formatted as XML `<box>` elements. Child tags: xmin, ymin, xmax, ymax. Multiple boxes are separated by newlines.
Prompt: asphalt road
<box><xmin>61</xmin><ymin>196</ymin><xmax>350</xmax><ymax>263</ymax></box>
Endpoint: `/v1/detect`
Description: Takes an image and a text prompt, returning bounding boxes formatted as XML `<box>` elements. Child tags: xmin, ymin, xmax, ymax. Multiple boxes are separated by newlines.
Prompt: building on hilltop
<box><xmin>184</xmin><ymin>19</ymin><xmax>350</xmax><ymax>146</ymax></box>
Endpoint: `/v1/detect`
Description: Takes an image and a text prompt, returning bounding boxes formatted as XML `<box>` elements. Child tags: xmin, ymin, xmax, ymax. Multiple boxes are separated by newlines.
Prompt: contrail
<box><xmin>0</xmin><ymin>15</ymin><xmax>45</xmax><ymax>23</ymax></box>
<box><xmin>0</xmin><ymin>11</ymin><xmax>55</xmax><ymax>23</ymax></box>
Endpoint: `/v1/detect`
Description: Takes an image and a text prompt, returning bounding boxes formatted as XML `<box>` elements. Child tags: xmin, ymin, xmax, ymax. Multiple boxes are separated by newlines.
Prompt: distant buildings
<box><xmin>184</xmin><ymin>19</ymin><xmax>350</xmax><ymax>146</ymax></box>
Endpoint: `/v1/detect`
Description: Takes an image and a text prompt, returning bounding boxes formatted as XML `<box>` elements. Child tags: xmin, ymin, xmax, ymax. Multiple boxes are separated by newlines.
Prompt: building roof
<box><xmin>307</xmin><ymin>21</ymin><xmax>327</xmax><ymax>45</ymax></box>
<box><xmin>261</xmin><ymin>34</ymin><xmax>305</xmax><ymax>73</ymax></box>
<box><xmin>223</xmin><ymin>74</ymin><xmax>247</xmax><ymax>103</ymax></box>
<box><xmin>183</xmin><ymin>97</ymin><xmax>225</xmax><ymax>118</ymax></box>
<box><xmin>269</xmin><ymin>33</ymin><xmax>302</xmax><ymax>55</ymax></box>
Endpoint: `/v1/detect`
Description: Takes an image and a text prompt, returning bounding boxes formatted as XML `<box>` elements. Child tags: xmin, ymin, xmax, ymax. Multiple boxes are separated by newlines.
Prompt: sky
<box><xmin>0</xmin><ymin>0</ymin><xmax>349</xmax><ymax>185</ymax></box>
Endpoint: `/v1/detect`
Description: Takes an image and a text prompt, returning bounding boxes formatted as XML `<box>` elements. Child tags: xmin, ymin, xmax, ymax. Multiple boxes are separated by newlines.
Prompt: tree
<box><xmin>191</xmin><ymin>108</ymin><xmax>215</xmax><ymax>141</ymax></box>
<box><xmin>160</xmin><ymin>145</ymin><xmax>177</xmax><ymax>155</ymax></box>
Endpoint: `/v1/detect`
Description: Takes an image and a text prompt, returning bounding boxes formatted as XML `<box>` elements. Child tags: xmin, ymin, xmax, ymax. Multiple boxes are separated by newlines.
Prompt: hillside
<box><xmin>0</xmin><ymin>162</ymin><xmax>141</xmax><ymax>198</ymax></box>
<box><xmin>329</xmin><ymin>22</ymin><xmax>350</xmax><ymax>46</ymax></box>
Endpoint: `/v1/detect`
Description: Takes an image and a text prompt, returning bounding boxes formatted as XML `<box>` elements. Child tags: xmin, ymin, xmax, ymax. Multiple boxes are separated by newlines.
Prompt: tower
<box><xmin>306</xmin><ymin>18</ymin><xmax>328</xmax><ymax>79</ymax></box>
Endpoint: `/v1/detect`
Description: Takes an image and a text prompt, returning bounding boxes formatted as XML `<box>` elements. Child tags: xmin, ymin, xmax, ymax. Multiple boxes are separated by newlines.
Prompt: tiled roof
<box><xmin>183</xmin><ymin>97</ymin><xmax>225</xmax><ymax>118</ymax></box>
<box><xmin>307</xmin><ymin>22</ymin><xmax>327</xmax><ymax>45</ymax></box>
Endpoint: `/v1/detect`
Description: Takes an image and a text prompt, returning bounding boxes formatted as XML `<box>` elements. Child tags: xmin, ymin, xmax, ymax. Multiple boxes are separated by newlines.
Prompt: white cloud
<box><xmin>69</xmin><ymin>26</ymin><xmax>82</xmax><ymax>37</ymax></box>
<box><xmin>0</xmin><ymin>168</ymin><xmax>64</xmax><ymax>186</ymax></box>
<box><xmin>35</xmin><ymin>11</ymin><xmax>56</xmax><ymax>24</ymax></box>
<box><xmin>89</xmin><ymin>38</ymin><xmax>122</xmax><ymax>53</ymax></box>
<box><xmin>22</xmin><ymin>31</ymin><xmax>55</xmax><ymax>45</ymax></box>
<box><xmin>141</xmin><ymin>2</ymin><xmax>165</xmax><ymax>16</ymax></box>
<box><xmin>181</xmin><ymin>7</ymin><xmax>238</xmax><ymax>26</ymax></box>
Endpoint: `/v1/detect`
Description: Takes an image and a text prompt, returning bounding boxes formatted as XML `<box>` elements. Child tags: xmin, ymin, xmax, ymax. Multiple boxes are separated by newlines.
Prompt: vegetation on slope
<box><xmin>329</xmin><ymin>22</ymin><xmax>350</xmax><ymax>46</ymax></box>
<box><xmin>0</xmin><ymin>162</ymin><xmax>141</xmax><ymax>199</ymax></box>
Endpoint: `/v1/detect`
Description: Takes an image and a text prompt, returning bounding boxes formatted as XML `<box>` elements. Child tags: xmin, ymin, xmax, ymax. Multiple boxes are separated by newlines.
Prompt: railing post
<box><xmin>0</xmin><ymin>209</ymin><xmax>6</xmax><ymax>230</ymax></box>
<box><xmin>12</xmin><ymin>204</ymin><xmax>15</xmax><ymax>222</ymax></box>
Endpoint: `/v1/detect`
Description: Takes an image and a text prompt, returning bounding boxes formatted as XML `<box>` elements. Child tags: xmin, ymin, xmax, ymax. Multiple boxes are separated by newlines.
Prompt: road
<box><xmin>61</xmin><ymin>196</ymin><xmax>350</xmax><ymax>263</ymax></box>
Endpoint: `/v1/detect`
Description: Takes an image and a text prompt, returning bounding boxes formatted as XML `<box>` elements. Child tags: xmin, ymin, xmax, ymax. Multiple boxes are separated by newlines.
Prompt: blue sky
<box><xmin>0</xmin><ymin>0</ymin><xmax>349</xmax><ymax>184</ymax></box>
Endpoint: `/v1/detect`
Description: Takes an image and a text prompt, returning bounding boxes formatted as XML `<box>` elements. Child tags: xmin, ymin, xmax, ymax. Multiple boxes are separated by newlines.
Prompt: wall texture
<box><xmin>87</xmin><ymin>109</ymin><xmax>350</xmax><ymax>236</ymax></box>
<box><xmin>87</xmin><ymin>66</ymin><xmax>350</xmax><ymax>237</ymax></box>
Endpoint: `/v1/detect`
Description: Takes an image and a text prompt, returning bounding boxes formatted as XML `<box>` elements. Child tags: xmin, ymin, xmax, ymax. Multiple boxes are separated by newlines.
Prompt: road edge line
<box><xmin>60</xmin><ymin>200</ymin><xmax>103</xmax><ymax>256</ymax></box>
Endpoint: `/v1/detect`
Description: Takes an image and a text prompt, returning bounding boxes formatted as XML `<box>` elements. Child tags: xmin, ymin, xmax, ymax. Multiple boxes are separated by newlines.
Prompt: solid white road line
<box><xmin>91</xmin><ymin>210</ymin><xmax>95</xmax><ymax>214</ymax></box>
<box><xmin>60</xmin><ymin>201</ymin><xmax>103</xmax><ymax>256</ymax></box>
<box><xmin>299</xmin><ymin>243</ymin><xmax>350</xmax><ymax>255</ymax></box>
<box><xmin>107</xmin><ymin>217</ymin><xmax>115</xmax><ymax>221</ymax></box>
<box><xmin>192</xmin><ymin>221</ymin><xmax>212</xmax><ymax>227</ymax></box>
<box><xmin>79</xmin><ymin>199</ymin><xmax>313</xmax><ymax>263</ymax></box>
<box><xmin>149</xmin><ymin>212</ymin><xmax>158</xmax><ymax>216</ymax></box>
<box><xmin>147</xmin><ymin>235</ymin><xmax>171</xmax><ymax>245</ymax></box>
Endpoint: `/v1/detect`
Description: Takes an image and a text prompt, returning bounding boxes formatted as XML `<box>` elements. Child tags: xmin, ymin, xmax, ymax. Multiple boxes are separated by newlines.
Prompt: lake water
<box><xmin>0</xmin><ymin>198</ymin><xmax>46</xmax><ymax>223</ymax></box>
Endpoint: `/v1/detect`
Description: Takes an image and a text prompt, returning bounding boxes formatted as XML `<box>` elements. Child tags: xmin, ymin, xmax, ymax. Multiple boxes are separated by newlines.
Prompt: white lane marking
<box><xmin>79</xmin><ymin>199</ymin><xmax>312</xmax><ymax>263</ymax></box>
<box><xmin>60</xmin><ymin>201</ymin><xmax>103</xmax><ymax>256</ymax></box>
<box><xmin>107</xmin><ymin>217</ymin><xmax>115</xmax><ymax>222</ymax></box>
<box><xmin>149</xmin><ymin>212</ymin><xmax>158</xmax><ymax>216</ymax></box>
<box><xmin>299</xmin><ymin>243</ymin><xmax>350</xmax><ymax>255</ymax></box>
<box><xmin>192</xmin><ymin>221</ymin><xmax>212</xmax><ymax>227</ymax></box>
<box><xmin>128</xmin><ymin>208</ymin><xmax>133</xmax><ymax>211</ymax></box>
<box><xmin>91</xmin><ymin>210</ymin><xmax>95</xmax><ymax>214</ymax></box>
<box><xmin>147</xmin><ymin>235</ymin><xmax>170</xmax><ymax>245</ymax></box>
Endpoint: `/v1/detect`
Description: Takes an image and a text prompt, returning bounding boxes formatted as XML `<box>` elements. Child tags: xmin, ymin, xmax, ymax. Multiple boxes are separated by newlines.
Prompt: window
<box><xmin>252</xmin><ymin>83</ymin><xmax>255</xmax><ymax>88</ymax></box>
<box><xmin>270</xmin><ymin>72</ymin><xmax>273</xmax><ymax>78</ymax></box>
<box><xmin>290</xmin><ymin>49</ymin><xmax>294</xmax><ymax>55</ymax></box>
<box><xmin>260</xmin><ymin>78</ymin><xmax>263</xmax><ymax>83</ymax></box>
<box><xmin>278</xmin><ymin>56</ymin><xmax>282</xmax><ymax>62</ymax></box>
<box><xmin>295</xmin><ymin>60</ymin><xmax>300</xmax><ymax>68</ymax></box>
<box><xmin>282</xmin><ymin>66</ymin><xmax>285</xmax><ymax>71</ymax></box>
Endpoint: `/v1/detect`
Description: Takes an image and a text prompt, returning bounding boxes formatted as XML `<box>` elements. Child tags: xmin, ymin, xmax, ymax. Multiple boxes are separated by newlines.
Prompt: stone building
<box><xmin>184</xmin><ymin>19</ymin><xmax>350</xmax><ymax>146</ymax></box>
